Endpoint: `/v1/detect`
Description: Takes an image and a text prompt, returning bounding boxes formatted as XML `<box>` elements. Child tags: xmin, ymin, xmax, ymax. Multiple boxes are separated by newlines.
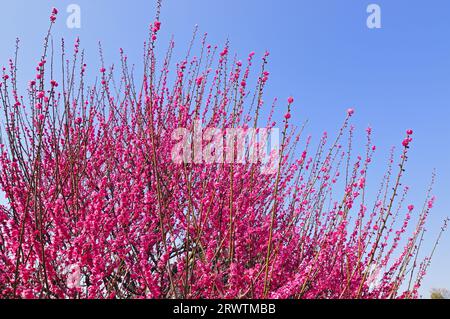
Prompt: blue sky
<box><xmin>0</xmin><ymin>0</ymin><xmax>449</xmax><ymax>297</ymax></box>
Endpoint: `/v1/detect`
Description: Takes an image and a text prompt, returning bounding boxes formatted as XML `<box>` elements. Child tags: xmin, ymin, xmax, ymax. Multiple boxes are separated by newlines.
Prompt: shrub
<box><xmin>0</xmin><ymin>7</ymin><xmax>446</xmax><ymax>299</ymax></box>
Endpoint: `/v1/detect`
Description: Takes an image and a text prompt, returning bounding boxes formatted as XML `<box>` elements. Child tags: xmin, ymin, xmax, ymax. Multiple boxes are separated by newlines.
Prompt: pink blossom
<box><xmin>0</xmin><ymin>10</ymin><xmax>440</xmax><ymax>301</ymax></box>
<box><xmin>153</xmin><ymin>21</ymin><xmax>161</xmax><ymax>32</ymax></box>
<box><xmin>402</xmin><ymin>137</ymin><xmax>412</xmax><ymax>147</ymax></box>
<box><xmin>347</xmin><ymin>108</ymin><xmax>354</xmax><ymax>116</ymax></box>
<box><xmin>220</xmin><ymin>47</ymin><xmax>228</xmax><ymax>57</ymax></box>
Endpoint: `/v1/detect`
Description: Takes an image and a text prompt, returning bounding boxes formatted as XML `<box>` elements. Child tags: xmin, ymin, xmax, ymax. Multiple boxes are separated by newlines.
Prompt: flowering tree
<box><xmin>0</xmin><ymin>7</ymin><xmax>446</xmax><ymax>299</ymax></box>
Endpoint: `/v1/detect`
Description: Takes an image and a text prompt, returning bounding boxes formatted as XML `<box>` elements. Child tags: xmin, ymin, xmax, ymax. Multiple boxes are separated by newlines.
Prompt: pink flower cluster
<box><xmin>0</xmin><ymin>8</ymin><xmax>445</xmax><ymax>299</ymax></box>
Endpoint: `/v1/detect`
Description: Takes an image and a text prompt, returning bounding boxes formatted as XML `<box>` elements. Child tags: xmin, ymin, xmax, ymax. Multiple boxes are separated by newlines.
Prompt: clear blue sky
<box><xmin>1</xmin><ymin>0</ymin><xmax>449</xmax><ymax>297</ymax></box>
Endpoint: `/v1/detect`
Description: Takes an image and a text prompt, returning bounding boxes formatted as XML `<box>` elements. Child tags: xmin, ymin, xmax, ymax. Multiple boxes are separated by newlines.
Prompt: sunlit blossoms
<box><xmin>0</xmin><ymin>8</ymin><xmax>447</xmax><ymax>299</ymax></box>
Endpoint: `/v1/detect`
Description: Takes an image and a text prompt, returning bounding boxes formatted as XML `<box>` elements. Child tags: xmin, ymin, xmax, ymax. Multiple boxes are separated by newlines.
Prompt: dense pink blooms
<box><xmin>0</xmin><ymin>8</ymin><xmax>444</xmax><ymax>300</ymax></box>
